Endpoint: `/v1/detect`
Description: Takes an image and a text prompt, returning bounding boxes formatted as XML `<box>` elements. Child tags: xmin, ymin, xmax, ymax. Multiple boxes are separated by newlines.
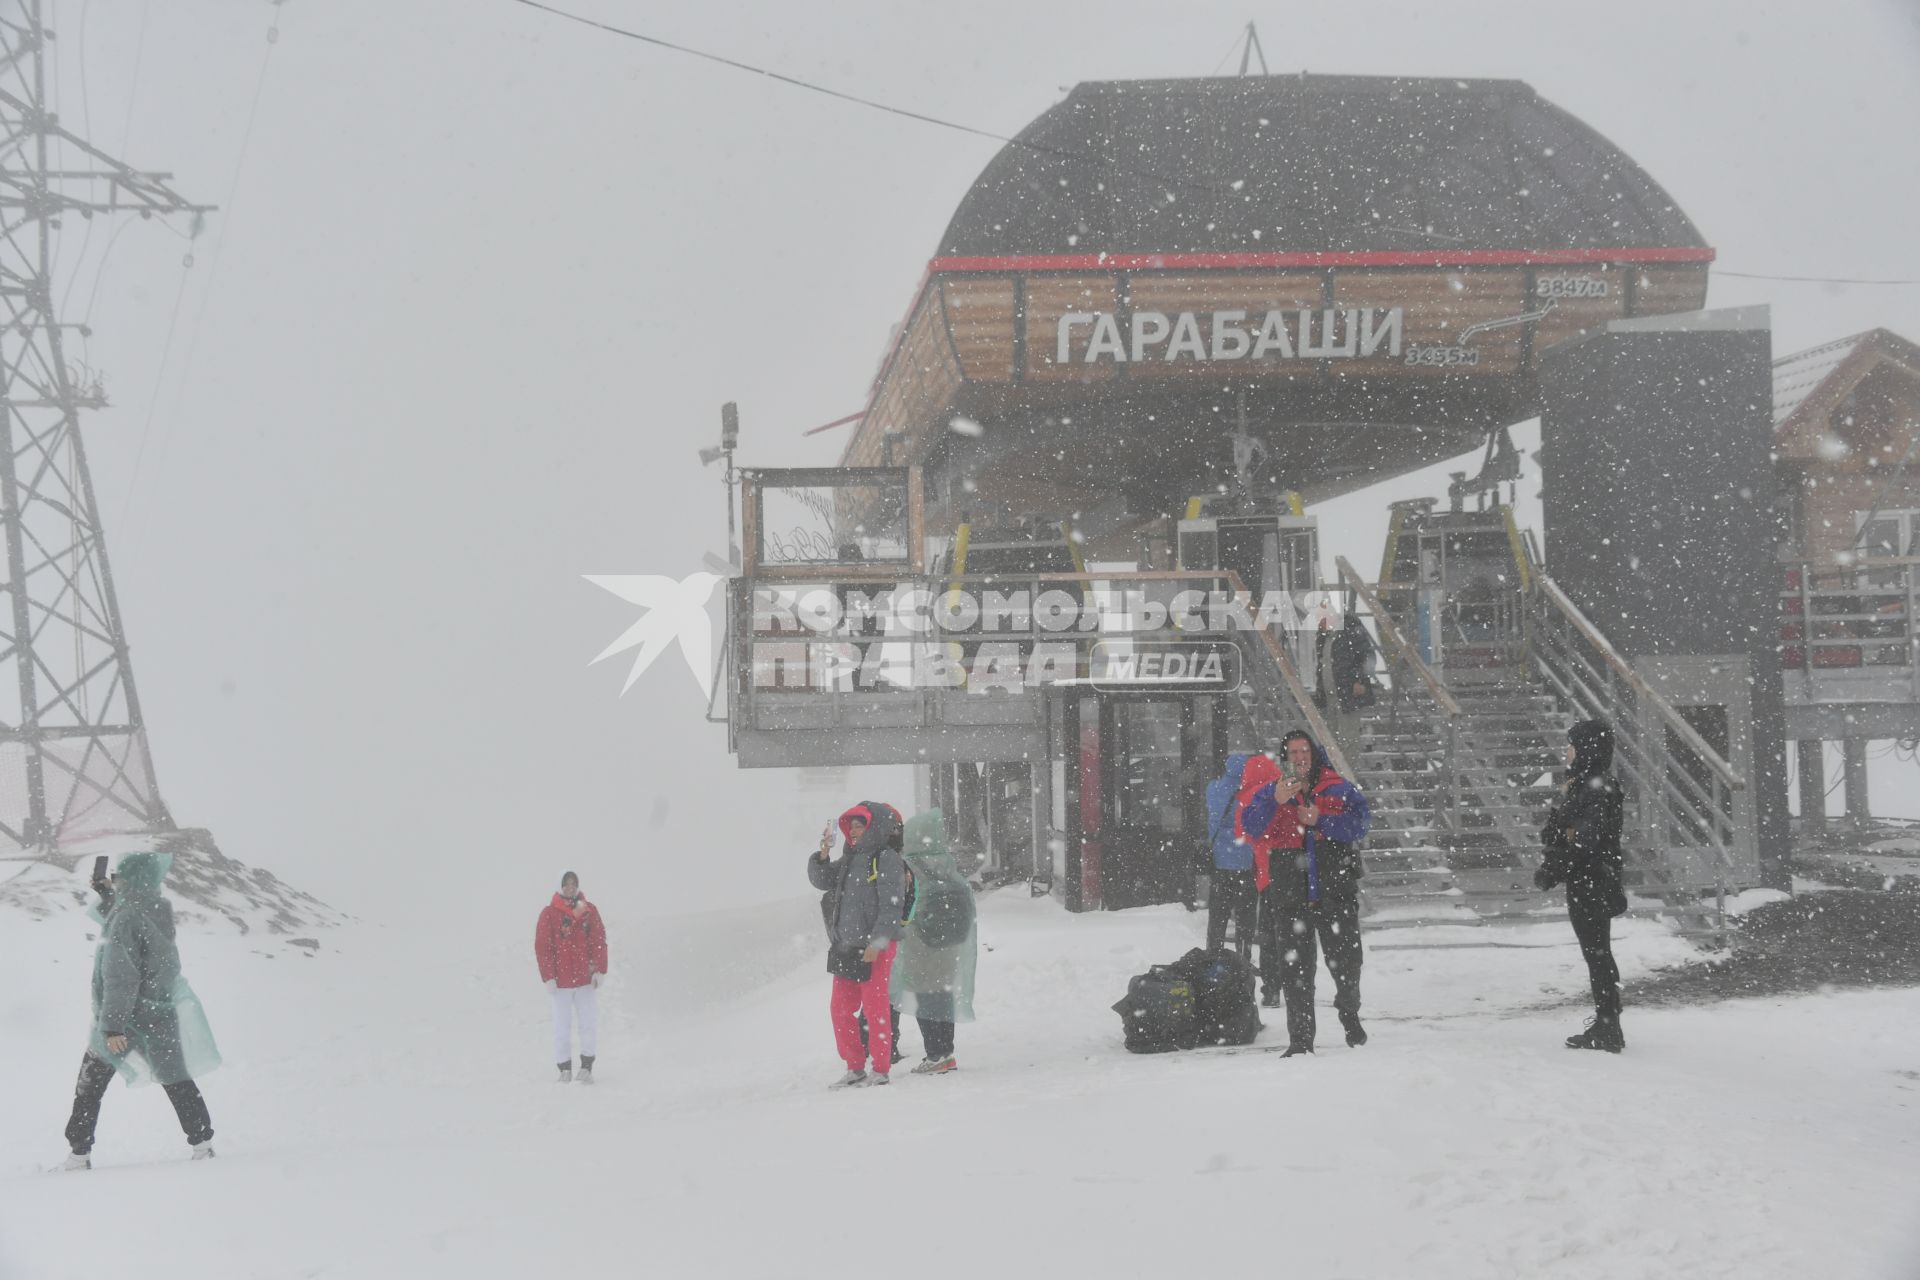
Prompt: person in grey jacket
<box><xmin>808</xmin><ymin>800</ymin><xmax>908</xmax><ymax>1088</ymax></box>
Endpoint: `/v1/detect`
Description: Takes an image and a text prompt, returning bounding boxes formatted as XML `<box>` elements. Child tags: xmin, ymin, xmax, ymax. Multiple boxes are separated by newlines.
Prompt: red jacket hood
<box><xmin>837</xmin><ymin>804</ymin><xmax>875</xmax><ymax>843</ymax></box>
<box><xmin>549</xmin><ymin>893</ymin><xmax>591</xmax><ymax>913</ymax></box>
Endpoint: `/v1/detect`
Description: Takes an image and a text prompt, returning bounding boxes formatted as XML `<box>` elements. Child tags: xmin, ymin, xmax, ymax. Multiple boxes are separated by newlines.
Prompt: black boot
<box><xmin>1340</xmin><ymin>1010</ymin><xmax>1368</xmax><ymax>1047</ymax></box>
<box><xmin>1565</xmin><ymin>1011</ymin><xmax>1624</xmax><ymax>1053</ymax></box>
<box><xmin>1279</xmin><ymin>1044</ymin><xmax>1314</xmax><ymax>1058</ymax></box>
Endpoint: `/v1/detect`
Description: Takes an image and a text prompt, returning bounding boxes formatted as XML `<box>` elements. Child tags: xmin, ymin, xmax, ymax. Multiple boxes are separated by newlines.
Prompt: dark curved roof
<box><xmin>940</xmin><ymin>75</ymin><xmax>1705</xmax><ymax>257</ymax></box>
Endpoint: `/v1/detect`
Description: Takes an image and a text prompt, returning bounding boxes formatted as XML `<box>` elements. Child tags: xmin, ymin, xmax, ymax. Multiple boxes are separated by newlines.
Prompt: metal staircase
<box><xmin>1324</xmin><ymin>557</ymin><xmax>1748</xmax><ymax>940</ymax></box>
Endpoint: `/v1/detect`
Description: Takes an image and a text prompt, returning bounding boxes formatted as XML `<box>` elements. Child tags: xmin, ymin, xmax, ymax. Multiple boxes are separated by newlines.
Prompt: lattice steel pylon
<box><xmin>0</xmin><ymin>1</ymin><xmax>211</xmax><ymax>860</ymax></box>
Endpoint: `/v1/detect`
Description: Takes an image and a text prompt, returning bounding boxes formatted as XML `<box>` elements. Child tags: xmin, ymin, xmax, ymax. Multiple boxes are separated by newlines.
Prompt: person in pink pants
<box><xmin>807</xmin><ymin>801</ymin><xmax>909</xmax><ymax>1089</ymax></box>
<box><xmin>830</xmin><ymin>937</ymin><xmax>898</xmax><ymax>1078</ymax></box>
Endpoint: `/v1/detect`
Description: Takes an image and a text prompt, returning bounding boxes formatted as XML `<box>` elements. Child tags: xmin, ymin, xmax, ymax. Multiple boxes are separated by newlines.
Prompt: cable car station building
<box><xmin>716</xmin><ymin>73</ymin><xmax>1883</xmax><ymax>934</ymax></box>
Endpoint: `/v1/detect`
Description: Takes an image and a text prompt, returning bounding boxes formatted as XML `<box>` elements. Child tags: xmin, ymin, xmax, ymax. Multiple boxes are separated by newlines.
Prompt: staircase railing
<box><xmin>1526</xmin><ymin>572</ymin><xmax>1747</xmax><ymax>938</ymax></box>
<box><xmin>1220</xmin><ymin>569</ymin><xmax>1354</xmax><ymax>781</ymax></box>
<box><xmin>1334</xmin><ymin>557</ymin><xmax>1460</xmax><ymax>823</ymax></box>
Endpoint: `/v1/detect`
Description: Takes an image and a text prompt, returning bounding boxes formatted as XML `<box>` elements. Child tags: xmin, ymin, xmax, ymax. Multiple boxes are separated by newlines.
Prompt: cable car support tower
<box><xmin>0</xmin><ymin>1</ymin><xmax>210</xmax><ymax>861</ymax></box>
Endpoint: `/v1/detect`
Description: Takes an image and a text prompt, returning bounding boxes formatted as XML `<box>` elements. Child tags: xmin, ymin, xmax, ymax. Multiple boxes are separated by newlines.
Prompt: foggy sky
<box><xmin>49</xmin><ymin>0</ymin><xmax>1920</xmax><ymax>921</ymax></box>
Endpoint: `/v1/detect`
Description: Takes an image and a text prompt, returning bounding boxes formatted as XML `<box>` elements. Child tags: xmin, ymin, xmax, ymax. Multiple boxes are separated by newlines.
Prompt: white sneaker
<box><xmin>58</xmin><ymin>1153</ymin><xmax>90</xmax><ymax>1172</ymax></box>
<box><xmin>860</xmin><ymin>1072</ymin><xmax>891</xmax><ymax>1087</ymax></box>
<box><xmin>576</xmin><ymin>1067</ymin><xmax>594</xmax><ymax>1085</ymax></box>
<box><xmin>828</xmin><ymin>1069</ymin><xmax>867</xmax><ymax>1089</ymax></box>
<box><xmin>190</xmin><ymin>1143</ymin><xmax>216</xmax><ymax>1161</ymax></box>
<box><xmin>558</xmin><ymin>1066</ymin><xmax>572</xmax><ymax>1083</ymax></box>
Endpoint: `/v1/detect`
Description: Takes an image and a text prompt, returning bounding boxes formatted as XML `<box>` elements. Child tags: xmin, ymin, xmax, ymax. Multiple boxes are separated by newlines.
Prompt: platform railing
<box><xmin>1778</xmin><ymin>556</ymin><xmax>1920</xmax><ymax>698</ymax></box>
<box><xmin>1526</xmin><ymin>572</ymin><xmax>1746</xmax><ymax>939</ymax></box>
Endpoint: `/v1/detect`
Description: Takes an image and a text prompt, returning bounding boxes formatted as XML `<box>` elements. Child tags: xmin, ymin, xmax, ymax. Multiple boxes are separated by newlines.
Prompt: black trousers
<box><xmin>1256</xmin><ymin>884</ymin><xmax>1285</xmax><ymax>999</ymax></box>
<box><xmin>1206</xmin><ymin>869</ymin><xmax>1258</xmax><ymax>959</ymax></box>
<box><xmin>1273</xmin><ymin>885</ymin><xmax>1364</xmax><ymax>1049</ymax></box>
<box><xmin>63</xmin><ymin>1053</ymin><xmax>213</xmax><ymax>1156</ymax></box>
<box><xmin>857</xmin><ymin>1009</ymin><xmax>904</xmax><ymax>1062</ymax></box>
<box><xmin>917</xmin><ymin>1017</ymin><xmax>955</xmax><ymax>1059</ymax></box>
<box><xmin>1569</xmin><ymin>900</ymin><xmax>1623</xmax><ymax>1016</ymax></box>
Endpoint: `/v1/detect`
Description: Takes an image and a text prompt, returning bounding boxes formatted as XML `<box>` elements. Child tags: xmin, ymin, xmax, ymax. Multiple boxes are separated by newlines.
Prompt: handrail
<box><xmin>1778</xmin><ymin>551</ymin><xmax>1920</xmax><ymax>568</ymax></box>
<box><xmin>1218</xmin><ymin>568</ymin><xmax>1355</xmax><ymax>782</ymax></box>
<box><xmin>1334</xmin><ymin>556</ymin><xmax>1463</xmax><ymax>719</ymax></box>
<box><xmin>1534</xmin><ymin>573</ymin><xmax>1747</xmax><ymax>792</ymax></box>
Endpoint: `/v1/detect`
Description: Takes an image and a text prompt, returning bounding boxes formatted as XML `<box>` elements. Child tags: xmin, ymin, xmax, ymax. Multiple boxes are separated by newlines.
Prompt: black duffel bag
<box><xmin>1170</xmin><ymin>946</ymin><xmax>1261</xmax><ymax>1047</ymax></box>
<box><xmin>1112</xmin><ymin>965</ymin><xmax>1201</xmax><ymax>1054</ymax></box>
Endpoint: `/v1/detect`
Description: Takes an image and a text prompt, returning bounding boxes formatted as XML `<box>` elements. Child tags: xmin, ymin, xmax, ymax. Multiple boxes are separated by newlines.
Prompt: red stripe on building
<box><xmin>927</xmin><ymin>247</ymin><xmax>1716</xmax><ymax>272</ymax></box>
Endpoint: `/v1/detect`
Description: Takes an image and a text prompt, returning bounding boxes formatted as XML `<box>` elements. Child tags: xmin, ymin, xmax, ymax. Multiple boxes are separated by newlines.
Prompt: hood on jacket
<box><xmin>113</xmin><ymin>850</ymin><xmax>173</xmax><ymax>900</ymax></box>
<box><xmin>903</xmin><ymin>809</ymin><xmax>949</xmax><ymax>865</ymax></box>
<box><xmin>843</xmin><ymin>800</ymin><xmax>904</xmax><ymax>853</ymax></box>
<box><xmin>1280</xmin><ymin>730</ymin><xmax>1334</xmax><ymax>790</ymax></box>
<box><xmin>1568</xmin><ymin>719</ymin><xmax>1614</xmax><ymax>782</ymax></box>
<box><xmin>837</xmin><ymin>803</ymin><xmax>875</xmax><ymax>844</ymax></box>
<box><xmin>902</xmin><ymin>809</ymin><xmax>972</xmax><ymax>894</ymax></box>
<box><xmin>1217</xmin><ymin>753</ymin><xmax>1253</xmax><ymax>792</ymax></box>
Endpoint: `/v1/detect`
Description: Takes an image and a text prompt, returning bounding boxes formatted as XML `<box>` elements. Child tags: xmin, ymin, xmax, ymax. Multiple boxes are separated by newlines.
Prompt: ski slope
<box><xmin>2</xmin><ymin>888</ymin><xmax>1916</xmax><ymax>1279</ymax></box>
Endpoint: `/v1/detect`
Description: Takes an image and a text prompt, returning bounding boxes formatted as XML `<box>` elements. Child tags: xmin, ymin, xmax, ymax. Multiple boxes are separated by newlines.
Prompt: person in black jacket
<box><xmin>1534</xmin><ymin>719</ymin><xmax>1629</xmax><ymax>1053</ymax></box>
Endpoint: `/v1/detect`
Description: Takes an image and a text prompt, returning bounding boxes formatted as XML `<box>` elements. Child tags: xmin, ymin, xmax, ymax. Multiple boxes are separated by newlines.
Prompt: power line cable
<box><xmin>118</xmin><ymin>248</ymin><xmax>196</xmax><ymax>518</ymax></box>
<box><xmin>58</xmin><ymin>0</ymin><xmax>98</xmax><ymax>317</ymax></box>
<box><xmin>505</xmin><ymin>0</ymin><xmax>1226</xmax><ymax>195</ymax></box>
<box><xmin>116</xmin><ymin>0</ymin><xmax>149</xmax><ymax>156</ymax></box>
<box><xmin>1206</xmin><ymin>27</ymin><xmax>1246</xmax><ymax>78</ymax></box>
<box><xmin>137</xmin><ymin>1</ymin><xmax>289</xmax><ymax>524</ymax></box>
<box><xmin>1716</xmin><ymin>269</ymin><xmax>1920</xmax><ymax>287</ymax></box>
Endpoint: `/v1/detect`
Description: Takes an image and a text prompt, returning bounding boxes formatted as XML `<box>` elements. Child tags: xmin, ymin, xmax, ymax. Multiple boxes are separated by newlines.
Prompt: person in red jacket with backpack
<box><xmin>535</xmin><ymin>872</ymin><xmax>608</xmax><ymax>1083</ymax></box>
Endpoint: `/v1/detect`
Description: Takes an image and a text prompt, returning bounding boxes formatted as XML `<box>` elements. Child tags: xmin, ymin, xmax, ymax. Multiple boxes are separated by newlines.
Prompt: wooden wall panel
<box><xmin>1632</xmin><ymin>265</ymin><xmax>1711</xmax><ymax>318</ymax></box>
<box><xmin>1529</xmin><ymin>262</ymin><xmax>1629</xmax><ymax>358</ymax></box>
<box><xmin>1334</xmin><ymin>269</ymin><xmax>1528</xmax><ymax>377</ymax></box>
<box><xmin>940</xmin><ymin>277</ymin><xmax>1017</xmax><ymax>384</ymax></box>
<box><xmin>848</xmin><ymin>293</ymin><xmax>963</xmax><ymax>468</ymax></box>
<box><xmin>1022</xmin><ymin>275</ymin><xmax>1121</xmax><ymax>383</ymax></box>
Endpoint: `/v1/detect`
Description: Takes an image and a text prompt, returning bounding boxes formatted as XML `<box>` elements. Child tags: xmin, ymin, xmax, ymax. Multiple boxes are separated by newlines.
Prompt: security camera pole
<box><xmin>699</xmin><ymin>402</ymin><xmax>740</xmax><ymax>572</ymax></box>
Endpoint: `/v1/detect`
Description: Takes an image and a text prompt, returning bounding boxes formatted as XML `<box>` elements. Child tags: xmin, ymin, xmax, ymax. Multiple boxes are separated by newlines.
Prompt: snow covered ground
<box><xmin>2</xmin><ymin>889</ymin><xmax>1917</xmax><ymax>1279</ymax></box>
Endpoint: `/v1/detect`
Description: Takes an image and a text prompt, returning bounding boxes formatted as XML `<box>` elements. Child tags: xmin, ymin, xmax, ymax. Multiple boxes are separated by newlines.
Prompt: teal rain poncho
<box><xmin>889</xmin><ymin>810</ymin><xmax>978</xmax><ymax>1023</ymax></box>
<box><xmin>88</xmin><ymin>850</ymin><xmax>222</xmax><ymax>1087</ymax></box>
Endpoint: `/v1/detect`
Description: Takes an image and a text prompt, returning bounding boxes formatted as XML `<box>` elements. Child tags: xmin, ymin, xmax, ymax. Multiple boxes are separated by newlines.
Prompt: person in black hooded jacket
<box><xmin>1534</xmin><ymin>719</ymin><xmax>1629</xmax><ymax>1053</ymax></box>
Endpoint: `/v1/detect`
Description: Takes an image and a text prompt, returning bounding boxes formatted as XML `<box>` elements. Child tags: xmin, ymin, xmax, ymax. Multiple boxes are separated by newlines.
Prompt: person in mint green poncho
<box><xmin>58</xmin><ymin>848</ymin><xmax>221</xmax><ymax>1170</ymax></box>
<box><xmin>890</xmin><ymin>810</ymin><xmax>977</xmax><ymax>1075</ymax></box>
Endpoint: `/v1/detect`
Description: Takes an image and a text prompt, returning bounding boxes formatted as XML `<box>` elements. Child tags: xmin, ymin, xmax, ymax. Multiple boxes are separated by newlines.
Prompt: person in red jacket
<box><xmin>535</xmin><ymin>872</ymin><xmax>608</xmax><ymax>1083</ymax></box>
<box><xmin>1240</xmin><ymin>731</ymin><xmax>1371</xmax><ymax>1056</ymax></box>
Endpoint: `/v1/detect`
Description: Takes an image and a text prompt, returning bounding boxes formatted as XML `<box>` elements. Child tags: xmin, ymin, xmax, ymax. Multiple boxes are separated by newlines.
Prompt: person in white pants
<box><xmin>534</xmin><ymin>872</ymin><xmax>609</xmax><ymax>1082</ymax></box>
<box><xmin>549</xmin><ymin>981</ymin><xmax>598</xmax><ymax>1074</ymax></box>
